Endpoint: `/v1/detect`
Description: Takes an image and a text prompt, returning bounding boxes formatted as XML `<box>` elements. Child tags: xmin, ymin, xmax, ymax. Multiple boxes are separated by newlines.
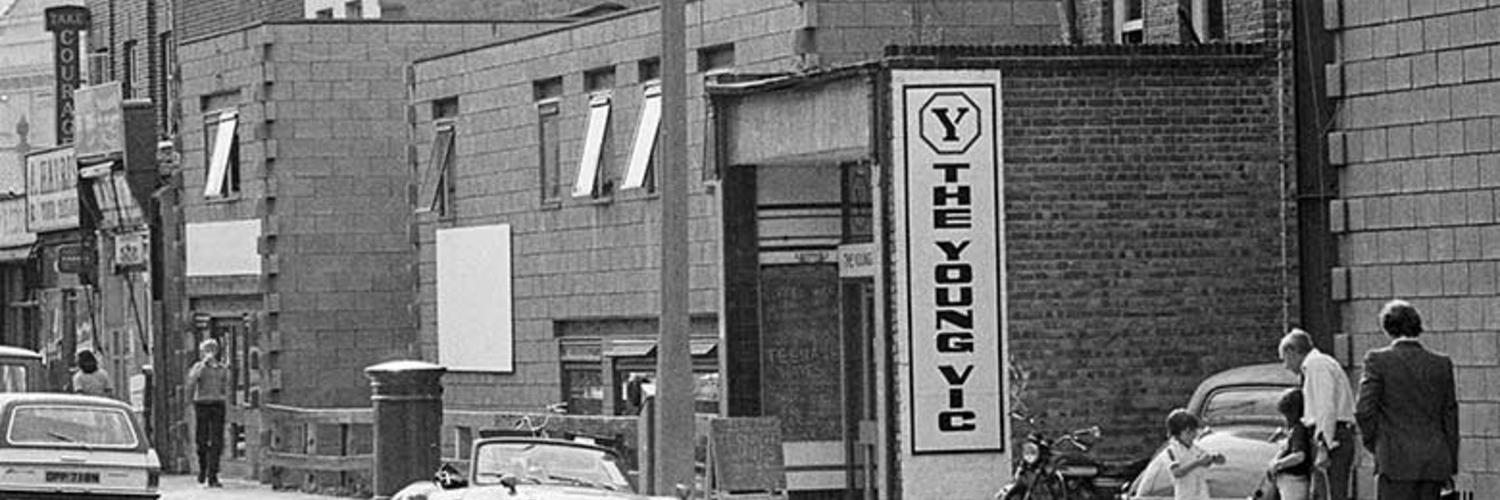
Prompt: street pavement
<box><xmin>161</xmin><ymin>474</ymin><xmax>345</xmax><ymax>500</ymax></box>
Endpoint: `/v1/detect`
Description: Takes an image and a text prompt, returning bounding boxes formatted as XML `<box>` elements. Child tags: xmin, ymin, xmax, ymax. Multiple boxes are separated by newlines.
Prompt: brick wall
<box><xmin>889</xmin><ymin>44</ymin><xmax>1296</xmax><ymax>460</ymax></box>
<box><xmin>1326</xmin><ymin>0</ymin><xmax>1500</xmax><ymax>495</ymax></box>
<box><xmin>176</xmin><ymin>20</ymin><xmax>556</xmax><ymax>408</ymax></box>
<box><xmin>86</xmin><ymin>0</ymin><xmax>173</xmax><ymax>133</ymax></box>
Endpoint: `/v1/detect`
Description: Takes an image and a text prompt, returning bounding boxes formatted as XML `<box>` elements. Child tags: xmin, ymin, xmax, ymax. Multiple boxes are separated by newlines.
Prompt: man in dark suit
<box><xmin>1355</xmin><ymin>300</ymin><xmax>1459</xmax><ymax>500</ymax></box>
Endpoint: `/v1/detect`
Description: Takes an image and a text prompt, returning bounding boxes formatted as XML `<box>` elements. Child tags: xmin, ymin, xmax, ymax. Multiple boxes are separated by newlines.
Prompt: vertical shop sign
<box><xmin>892</xmin><ymin>70</ymin><xmax>1007</xmax><ymax>454</ymax></box>
<box><xmin>44</xmin><ymin>6</ymin><xmax>89</xmax><ymax>145</ymax></box>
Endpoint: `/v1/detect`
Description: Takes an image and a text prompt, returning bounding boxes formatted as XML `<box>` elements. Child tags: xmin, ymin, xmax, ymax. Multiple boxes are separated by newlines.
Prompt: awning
<box><xmin>603</xmin><ymin>338</ymin><xmax>719</xmax><ymax>357</ymax></box>
<box><xmin>0</xmin><ymin>246</ymin><xmax>31</xmax><ymax>263</ymax></box>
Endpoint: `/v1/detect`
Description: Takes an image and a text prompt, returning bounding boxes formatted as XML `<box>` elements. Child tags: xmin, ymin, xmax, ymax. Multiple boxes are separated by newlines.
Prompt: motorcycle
<box><xmin>995</xmin><ymin>411</ymin><xmax>1106</xmax><ymax>500</ymax></box>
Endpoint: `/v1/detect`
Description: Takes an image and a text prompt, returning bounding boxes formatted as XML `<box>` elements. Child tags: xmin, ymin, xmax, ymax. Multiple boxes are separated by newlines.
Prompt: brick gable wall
<box><xmin>888</xmin><ymin>44</ymin><xmax>1295</xmax><ymax>460</ymax></box>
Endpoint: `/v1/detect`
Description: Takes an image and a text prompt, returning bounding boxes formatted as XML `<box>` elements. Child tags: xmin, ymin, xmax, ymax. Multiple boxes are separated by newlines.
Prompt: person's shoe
<box><xmin>208</xmin><ymin>480</ymin><xmax>223</xmax><ymax>488</ymax></box>
<box><xmin>197</xmin><ymin>470</ymin><xmax>205</xmax><ymax>484</ymax></box>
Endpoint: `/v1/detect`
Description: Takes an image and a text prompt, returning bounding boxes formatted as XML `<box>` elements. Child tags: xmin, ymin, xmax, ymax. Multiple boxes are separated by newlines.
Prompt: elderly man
<box><xmin>1279</xmin><ymin>328</ymin><xmax>1356</xmax><ymax>500</ymax></box>
<box><xmin>1356</xmin><ymin>300</ymin><xmax>1458</xmax><ymax>500</ymax></box>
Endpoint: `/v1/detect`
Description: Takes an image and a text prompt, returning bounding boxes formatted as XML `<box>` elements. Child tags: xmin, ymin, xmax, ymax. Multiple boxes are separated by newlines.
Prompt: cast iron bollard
<box><xmin>366</xmin><ymin>360</ymin><xmax>446</xmax><ymax>500</ymax></box>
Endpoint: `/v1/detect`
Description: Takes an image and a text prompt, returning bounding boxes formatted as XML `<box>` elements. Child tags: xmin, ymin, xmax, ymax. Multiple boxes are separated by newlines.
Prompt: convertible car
<box><xmin>393</xmin><ymin>436</ymin><xmax>681</xmax><ymax>500</ymax></box>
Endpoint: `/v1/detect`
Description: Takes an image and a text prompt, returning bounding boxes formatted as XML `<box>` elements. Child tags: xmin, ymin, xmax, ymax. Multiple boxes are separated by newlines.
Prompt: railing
<box><xmin>260</xmin><ymin>404</ymin><xmax>374</xmax><ymax>497</ymax></box>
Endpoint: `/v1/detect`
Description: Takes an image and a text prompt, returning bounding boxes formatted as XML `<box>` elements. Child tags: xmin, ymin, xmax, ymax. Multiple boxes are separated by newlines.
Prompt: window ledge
<box><xmin>204</xmin><ymin>193</ymin><xmax>244</xmax><ymax>204</ymax></box>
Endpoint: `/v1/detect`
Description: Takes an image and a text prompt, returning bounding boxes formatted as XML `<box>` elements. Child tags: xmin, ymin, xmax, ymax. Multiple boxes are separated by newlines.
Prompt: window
<box><xmin>573</xmin><ymin>93</ymin><xmax>612</xmax><ymax>198</ymax></box>
<box><xmin>420</xmin><ymin>98</ymin><xmax>458</xmax><ymax>215</ymax></box>
<box><xmin>698</xmin><ymin>44</ymin><xmax>735</xmax><ymax>73</ymax></box>
<box><xmin>535</xmin><ymin>78</ymin><xmax>564</xmax><ymax>205</ymax></box>
<box><xmin>622</xmin><ymin>84</ymin><xmax>660</xmax><ymax>192</ymax></box>
<box><xmin>121</xmin><ymin>40</ymin><xmax>136</xmax><ymax>99</ymax></box>
<box><xmin>202</xmin><ymin>109</ymin><xmax>240</xmax><ymax>198</ymax></box>
<box><xmin>345</xmin><ymin>0</ymin><xmax>363</xmax><ymax>18</ymax></box>
<box><xmin>638</xmin><ymin>57</ymin><xmax>660</xmax><ymax>82</ymax></box>
<box><xmin>584</xmin><ymin>66</ymin><xmax>615</xmax><ymax>92</ymax></box>
<box><xmin>1115</xmin><ymin>0</ymin><xmax>1144</xmax><ymax>44</ymax></box>
<box><xmin>1188</xmin><ymin>0</ymin><xmax>1224</xmax><ymax>42</ymax></box>
<box><xmin>6</xmin><ymin>405</ymin><xmax>139</xmax><ymax>448</ymax></box>
<box><xmin>538</xmin><ymin>102</ymin><xmax>562</xmax><ymax>204</ymax></box>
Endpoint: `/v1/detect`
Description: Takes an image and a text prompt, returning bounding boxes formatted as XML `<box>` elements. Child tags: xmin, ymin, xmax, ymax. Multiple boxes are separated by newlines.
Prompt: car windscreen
<box><xmin>6</xmin><ymin>404</ymin><xmax>140</xmax><ymax>449</ymax></box>
<box><xmin>473</xmin><ymin>442</ymin><xmax>630</xmax><ymax>491</ymax></box>
<box><xmin>1200</xmin><ymin>386</ymin><xmax>1287</xmax><ymax>426</ymax></box>
<box><xmin>1131</xmin><ymin>432</ymin><xmax>1280</xmax><ymax>498</ymax></box>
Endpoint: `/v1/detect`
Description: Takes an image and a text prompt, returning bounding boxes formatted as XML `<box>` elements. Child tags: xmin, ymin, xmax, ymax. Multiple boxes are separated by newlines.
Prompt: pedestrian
<box><xmin>1165</xmin><ymin>408</ymin><xmax>1225</xmax><ymax>500</ymax></box>
<box><xmin>187</xmin><ymin>338</ymin><xmax>228</xmax><ymax>488</ymax></box>
<box><xmin>1268</xmin><ymin>389</ymin><xmax>1313</xmax><ymax>500</ymax></box>
<box><xmin>71</xmin><ymin>349</ymin><xmax>113</xmax><ymax>398</ymax></box>
<box><xmin>1355</xmin><ymin>300</ymin><xmax>1458</xmax><ymax>500</ymax></box>
<box><xmin>1278</xmin><ymin>328</ymin><xmax>1356</xmax><ymax>500</ymax></box>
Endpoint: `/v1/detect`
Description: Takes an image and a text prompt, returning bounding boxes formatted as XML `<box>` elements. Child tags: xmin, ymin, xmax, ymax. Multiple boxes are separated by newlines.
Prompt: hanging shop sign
<box><xmin>113</xmin><ymin>230</ymin><xmax>149</xmax><ymax>271</ymax></box>
<box><xmin>0</xmin><ymin>198</ymin><xmax>37</xmax><ymax>250</ymax></box>
<box><xmin>74</xmin><ymin>83</ymin><xmax>125</xmax><ymax>159</ymax></box>
<box><xmin>56</xmin><ymin>243</ymin><xmax>93</xmax><ymax>274</ymax></box>
<box><xmin>25</xmin><ymin>146</ymin><xmax>78</xmax><ymax>233</ymax></box>
<box><xmin>892</xmin><ymin>70</ymin><xmax>1007</xmax><ymax>455</ymax></box>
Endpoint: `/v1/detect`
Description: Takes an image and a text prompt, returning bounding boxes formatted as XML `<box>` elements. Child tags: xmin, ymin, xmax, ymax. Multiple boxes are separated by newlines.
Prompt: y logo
<box><xmin>930</xmin><ymin>107</ymin><xmax>970</xmax><ymax>142</ymax></box>
<box><xmin>918</xmin><ymin>92</ymin><xmax>982</xmax><ymax>155</ymax></box>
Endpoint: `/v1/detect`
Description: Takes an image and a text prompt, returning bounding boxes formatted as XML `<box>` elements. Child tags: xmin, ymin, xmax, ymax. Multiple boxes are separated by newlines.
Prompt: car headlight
<box><xmin>1021</xmin><ymin>442</ymin><xmax>1040</xmax><ymax>464</ymax></box>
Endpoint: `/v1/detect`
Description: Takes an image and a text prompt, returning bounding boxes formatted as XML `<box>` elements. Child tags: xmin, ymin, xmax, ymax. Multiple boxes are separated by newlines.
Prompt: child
<box><xmin>1268</xmin><ymin>389</ymin><xmax>1312</xmax><ymax>500</ymax></box>
<box><xmin>1166</xmin><ymin>408</ymin><xmax>1225</xmax><ymax>500</ymax></box>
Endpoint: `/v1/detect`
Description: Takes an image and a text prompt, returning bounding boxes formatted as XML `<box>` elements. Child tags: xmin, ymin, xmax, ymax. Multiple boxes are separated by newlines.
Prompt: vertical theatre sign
<box><xmin>893</xmin><ymin>70</ymin><xmax>1006</xmax><ymax>454</ymax></box>
<box><xmin>45</xmin><ymin>6</ymin><xmax>89</xmax><ymax>145</ymax></box>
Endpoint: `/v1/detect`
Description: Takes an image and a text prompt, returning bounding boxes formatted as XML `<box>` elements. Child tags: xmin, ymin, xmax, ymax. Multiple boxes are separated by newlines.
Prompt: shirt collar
<box><xmin>1299</xmin><ymin>347</ymin><xmax>1325</xmax><ymax>369</ymax></box>
<box><xmin>1391</xmin><ymin>337</ymin><xmax>1422</xmax><ymax>347</ymax></box>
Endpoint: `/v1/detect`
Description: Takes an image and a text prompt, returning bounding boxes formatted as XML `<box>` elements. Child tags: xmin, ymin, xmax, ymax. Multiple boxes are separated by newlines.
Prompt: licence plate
<box><xmin>45</xmin><ymin>471</ymin><xmax>100</xmax><ymax>484</ymax></box>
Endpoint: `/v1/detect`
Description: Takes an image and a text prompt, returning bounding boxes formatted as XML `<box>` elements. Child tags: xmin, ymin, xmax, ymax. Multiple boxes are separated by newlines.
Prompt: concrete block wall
<box><xmin>380</xmin><ymin>0</ymin><xmax>655</xmax><ymax>20</ymax></box>
<box><xmin>176</xmin><ymin>20</ymin><xmax>555</xmax><ymax>408</ymax></box>
<box><xmin>919</xmin><ymin>45</ymin><xmax>1294</xmax><ymax>459</ymax></box>
<box><xmin>409</xmin><ymin>1</ymin><xmax>801</xmax><ymax>410</ymax></box>
<box><xmin>1326</xmin><ymin>0</ymin><xmax>1500</xmax><ymax>494</ymax></box>
<box><xmin>811</xmin><ymin>0</ymin><xmax>1062</xmax><ymax>66</ymax></box>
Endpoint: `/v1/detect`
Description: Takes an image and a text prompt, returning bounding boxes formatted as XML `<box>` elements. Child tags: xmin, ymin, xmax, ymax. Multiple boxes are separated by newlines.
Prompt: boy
<box><xmin>1166</xmin><ymin>408</ymin><xmax>1225</xmax><ymax>500</ymax></box>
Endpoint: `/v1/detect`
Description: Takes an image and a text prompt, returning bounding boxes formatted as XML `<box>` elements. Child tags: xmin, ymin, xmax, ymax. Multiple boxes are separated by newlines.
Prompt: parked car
<box><xmin>1119</xmin><ymin>363</ymin><xmax>1299</xmax><ymax>500</ymax></box>
<box><xmin>0</xmin><ymin>347</ymin><xmax>44</xmax><ymax>393</ymax></box>
<box><xmin>394</xmin><ymin>436</ymin><xmax>680</xmax><ymax>500</ymax></box>
<box><xmin>0</xmin><ymin>392</ymin><xmax>161</xmax><ymax>499</ymax></box>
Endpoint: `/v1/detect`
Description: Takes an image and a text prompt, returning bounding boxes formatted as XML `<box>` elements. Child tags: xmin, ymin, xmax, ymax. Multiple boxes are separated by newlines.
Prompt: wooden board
<box><xmin>708</xmin><ymin>417</ymin><xmax>785</xmax><ymax>493</ymax></box>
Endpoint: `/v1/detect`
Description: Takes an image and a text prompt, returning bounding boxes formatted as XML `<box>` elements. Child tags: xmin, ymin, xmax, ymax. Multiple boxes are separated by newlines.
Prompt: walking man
<box><xmin>1278</xmin><ymin>328</ymin><xmax>1356</xmax><ymax>500</ymax></box>
<box><xmin>1356</xmin><ymin>300</ymin><xmax>1459</xmax><ymax>500</ymax></box>
<box><xmin>187</xmin><ymin>338</ymin><xmax>228</xmax><ymax>488</ymax></box>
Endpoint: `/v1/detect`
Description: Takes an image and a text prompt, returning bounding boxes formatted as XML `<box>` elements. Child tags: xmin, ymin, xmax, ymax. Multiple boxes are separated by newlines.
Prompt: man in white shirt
<box><xmin>1280</xmin><ymin>329</ymin><xmax>1356</xmax><ymax>500</ymax></box>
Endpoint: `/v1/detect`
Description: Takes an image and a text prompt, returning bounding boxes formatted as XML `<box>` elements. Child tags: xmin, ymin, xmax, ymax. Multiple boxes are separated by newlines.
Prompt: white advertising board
<box><xmin>892</xmin><ymin>70</ymin><xmax>1007</xmax><ymax>455</ymax></box>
